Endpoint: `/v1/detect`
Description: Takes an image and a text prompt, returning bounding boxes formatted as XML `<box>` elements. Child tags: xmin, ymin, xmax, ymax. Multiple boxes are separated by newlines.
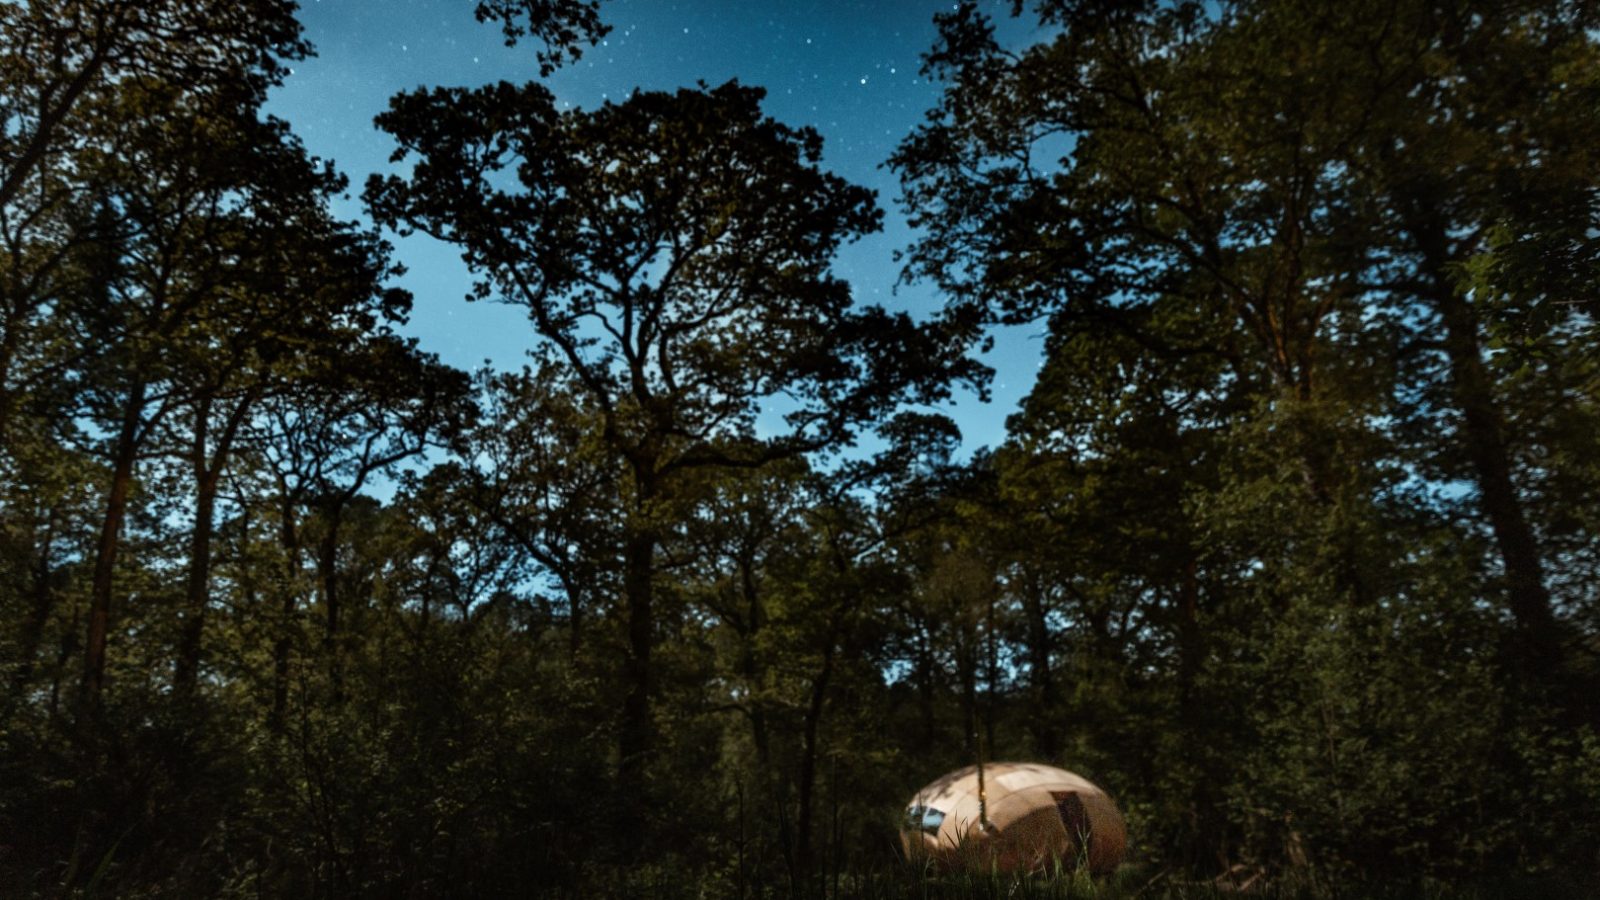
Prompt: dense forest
<box><xmin>1</xmin><ymin>0</ymin><xmax>1597</xmax><ymax>896</ymax></box>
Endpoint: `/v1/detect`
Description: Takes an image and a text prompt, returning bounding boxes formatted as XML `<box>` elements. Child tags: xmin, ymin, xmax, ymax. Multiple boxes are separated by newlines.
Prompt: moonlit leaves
<box><xmin>366</xmin><ymin>79</ymin><xmax>978</xmax><ymax>463</ymax></box>
<box><xmin>471</xmin><ymin>0</ymin><xmax>609</xmax><ymax>75</ymax></box>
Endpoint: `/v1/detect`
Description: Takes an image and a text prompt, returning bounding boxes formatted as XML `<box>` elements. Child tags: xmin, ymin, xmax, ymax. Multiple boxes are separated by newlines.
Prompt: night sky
<box><xmin>267</xmin><ymin>0</ymin><xmax>1050</xmax><ymax>455</ymax></box>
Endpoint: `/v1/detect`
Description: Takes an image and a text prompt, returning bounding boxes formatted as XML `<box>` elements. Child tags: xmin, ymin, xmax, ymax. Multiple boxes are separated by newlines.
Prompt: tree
<box><xmin>62</xmin><ymin>77</ymin><xmax>416</xmax><ymax>705</ymax></box>
<box><xmin>445</xmin><ymin>359</ymin><xmax>623</xmax><ymax>663</ymax></box>
<box><xmin>0</xmin><ymin>0</ymin><xmax>308</xmax><ymax>446</ymax></box>
<box><xmin>895</xmin><ymin>0</ymin><xmax>1600</xmax><ymax>704</ymax></box>
<box><xmin>893</xmin><ymin>0</ymin><xmax>1600</xmax><ymax>874</ymax></box>
<box><xmin>472</xmin><ymin>0</ymin><xmax>608</xmax><ymax>74</ymax></box>
<box><xmin>0</xmin><ymin>0</ymin><xmax>306</xmax><ymax>210</ymax></box>
<box><xmin>366</xmin><ymin>78</ymin><xmax>978</xmax><ymax>811</ymax></box>
<box><xmin>1325</xmin><ymin>0</ymin><xmax>1600</xmax><ymax>693</ymax></box>
<box><xmin>161</xmin><ymin>129</ymin><xmax>416</xmax><ymax>702</ymax></box>
<box><xmin>248</xmin><ymin>335</ymin><xmax>470</xmax><ymax>714</ymax></box>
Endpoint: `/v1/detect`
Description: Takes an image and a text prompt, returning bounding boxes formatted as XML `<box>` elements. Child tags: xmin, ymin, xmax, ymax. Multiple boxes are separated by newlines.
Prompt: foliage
<box><xmin>1</xmin><ymin>0</ymin><xmax>1597</xmax><ymax>896</ymax></box>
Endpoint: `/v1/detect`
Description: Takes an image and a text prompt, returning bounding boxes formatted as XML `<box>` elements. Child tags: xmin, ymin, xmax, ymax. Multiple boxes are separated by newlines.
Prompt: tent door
<box><xmin>1050</xmin><ymin>791</ymin><xmax>1091</xmax><ymax>844</ymax></box>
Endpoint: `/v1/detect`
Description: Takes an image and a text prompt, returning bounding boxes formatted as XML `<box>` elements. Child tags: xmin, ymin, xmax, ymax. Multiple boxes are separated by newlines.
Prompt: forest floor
<box><xmin>699</xmin><ymin>867</ymin><xmax>1600</xmax><ymax>900</ymax></box>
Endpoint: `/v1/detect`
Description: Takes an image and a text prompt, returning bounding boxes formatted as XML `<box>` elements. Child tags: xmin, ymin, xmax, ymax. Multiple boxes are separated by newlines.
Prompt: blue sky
<box><xmin>267</xmin><ymin>0</ymin><xmax>1050</xmax><ymax>455</ymax></box>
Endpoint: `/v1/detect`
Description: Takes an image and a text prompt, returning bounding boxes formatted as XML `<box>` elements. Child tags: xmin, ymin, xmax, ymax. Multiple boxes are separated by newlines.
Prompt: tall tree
<box><xmin>0</xmin><ymin>0</ymin><xmax>306</xmax><ymax>210</ymax></box>
<box><xmin>64</xmin><ymin>76</ymin><xmax>417</xmax><ymax>704</ymax></box>
<box><xmin>446</xmin><ymin>359</ymin><xmax>622</xmax><ymax>662</ymax></box>
<box><xmin>0</xmin><ymin>0</ymin><xmax>308</xmax><ymax>447</ymax></box>
<box><xmin>367</xmin><ymin>78</ymin><xmax>978</xmax><ymax>815</ymax></box>
<box><xmin>250</xmin><ymin>335</ymin><xmax>469</xmax><ymax>712</ymax></box>
<box><xmin>164</xmin><ymin>145</ymin><xmax>414</xmax><ymax>701</ymax></box>
<box><xmin>1329</xmin><ymin>0</ymin><xmax>1600</xmax><ymax>689</ymax></box>
<box><xmin>892</xmin><ymin>0</ymin><xmax>1404</xmax><ymax>614</ymax></box>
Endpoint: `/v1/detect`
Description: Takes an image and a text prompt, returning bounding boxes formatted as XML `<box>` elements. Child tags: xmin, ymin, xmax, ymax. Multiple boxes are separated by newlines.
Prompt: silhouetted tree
<box><xmin>367</xmin><ymin>78</ymin><xmax>979</xmax><ymax>822</ymax></box>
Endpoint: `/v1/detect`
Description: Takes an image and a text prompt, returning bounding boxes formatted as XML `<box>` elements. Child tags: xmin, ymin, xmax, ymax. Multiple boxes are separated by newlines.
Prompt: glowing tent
<box><xmin>900</xmin><ymin>762</ymin><xmax>1127</xmax><ymax>875</ymax></box>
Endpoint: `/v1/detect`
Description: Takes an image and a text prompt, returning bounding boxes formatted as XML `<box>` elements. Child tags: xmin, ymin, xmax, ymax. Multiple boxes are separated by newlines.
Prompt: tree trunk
<box><xmin>555</xmin><ymin>568</ymin><xmax>583</xmax><ymax>665</ymax></box>
<box><xmin>318</xmin><ymin>503</ymin><xmax>345</xmax><ymax>699</ymax></box>
<box><xmin>271</xmin><ymin>499</ymin><xmax>301</xmax><ymax>730</ymax></box>
<box><xmin>1416</xmin><ymin>222</ymin><xmax>1565</xmax><ymax>679</ymax></box>
<box><xmin>1434</xmin><ymin>293</ymin><xmax>1563</xmax><ymax>655</ymax></box>
<box><xmin>175</xmin><ymin>393</ymin><xmax>251</xmax><ymax>700</ymax></box>
<box><xmin>82</xmin><ymin>380</ymin><xmax>147</xmax><ymax>703</ymax></box>
<box><xmin>959</xmin><ymin>643</ymin><xmax>977</xmax><ymax>758</ymax></box>
<box><xmin>1176</xmin><ymin>557</ymin><xmax>1202</xmax><ymax>698</ymax></box>
<box><xmin>6</xmin><ymin>522</ymin><xmax>58</xmax><ymax>715</ymax></box>
<box><xmin>916</xmin><ymin>623</ymin><xmax>937</xmax><ymax>746</ymax></box>
<box><xmin>0</xmin><ymin>310</ymin><xmax>20</xmax><ymax>450</ymax></box>
<box><xmin>795</xmin><ymin>642</ymin><xmax>834</xmax><ymax>873</ymax></box>
<box><xmin>1020</xmin><ymin>576</ymin><xmax>1058</xmax><ymax>759</ymax></box>
<box><xmin>983</xmin><ymin>588</ymin><xmax>998</xmax><ymax>758</ymax></box>
<box><xmin>174</xmin><ymin>401</ymin><xmax>213</xmax><ymax>699</ymax></box>
<box><xmin>618</xmin><ymin>524</ymin><xmax>658</xmax><ymax>788</ymax></box>
<box><xmin>173</xmin><ymin>466</ymin><xmax>220</xmax><ymax>700</ymax></box>
<box><xmin>50</xmin><ymin>601</ymin><xmax>79</xmax><ymax>723</ymax></box>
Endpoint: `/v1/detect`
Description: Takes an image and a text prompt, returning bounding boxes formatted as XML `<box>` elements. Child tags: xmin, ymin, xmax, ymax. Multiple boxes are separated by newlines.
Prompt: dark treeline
<box><xmin>1</xmin><ymin>0</ymin><xmax>1597</xmax><ymax>896</ymax></box>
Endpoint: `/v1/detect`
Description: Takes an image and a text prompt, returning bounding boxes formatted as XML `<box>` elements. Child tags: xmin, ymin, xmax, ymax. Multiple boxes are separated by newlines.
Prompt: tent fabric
<box><xmin>900</xmin><ymin>762</ymin><xmax>1127</xmax><ymax>875</ymax></box>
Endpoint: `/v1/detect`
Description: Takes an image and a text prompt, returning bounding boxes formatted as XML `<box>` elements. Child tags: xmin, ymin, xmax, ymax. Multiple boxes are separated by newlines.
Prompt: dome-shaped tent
<box><xmin>900</xmin><ymin>762</ymin><xmax>1126</xmax><ymax>875</ymax></box>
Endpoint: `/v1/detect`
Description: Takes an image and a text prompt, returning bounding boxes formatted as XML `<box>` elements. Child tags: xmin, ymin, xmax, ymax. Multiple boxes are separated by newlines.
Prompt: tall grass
<box><xmin>532</xmin><ymin>861</ymin><xmax>1598</xmax><ymax>900</ymax></box>
<box><xmin>765</xmin><ymin>868</ymin><xmax>1597</xmax><ymax>900</ymax></box>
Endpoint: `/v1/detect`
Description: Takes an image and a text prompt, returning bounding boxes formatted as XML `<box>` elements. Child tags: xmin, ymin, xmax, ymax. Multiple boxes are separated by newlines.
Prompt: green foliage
<box><xmin>2</xmin><ymin>0</ymin><xmax>1598</xmax><ymax>895</ymax></box>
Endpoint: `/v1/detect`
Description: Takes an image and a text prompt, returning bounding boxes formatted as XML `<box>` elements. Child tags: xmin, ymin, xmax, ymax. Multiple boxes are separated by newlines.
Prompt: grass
<box><xmin>694</xmin><ymin>864</ymin><xmax>1600</xmax><ymax>900</ymax></box>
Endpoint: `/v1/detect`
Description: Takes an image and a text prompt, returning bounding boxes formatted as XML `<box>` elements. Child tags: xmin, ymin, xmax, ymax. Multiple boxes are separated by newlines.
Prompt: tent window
<box><xmin>905</xmin><ymin>805</ymin><xmax>945</xmax><ymax>836</ymax></box>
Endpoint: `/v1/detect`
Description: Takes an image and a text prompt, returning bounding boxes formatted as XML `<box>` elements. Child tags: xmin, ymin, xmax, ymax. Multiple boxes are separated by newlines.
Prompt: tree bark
<box><xmin>5</xmin><ymin>521</ymin><xmax>58</xmax><ymax>715</ymax></box>
<box><xmin>1434</xmin><ymin>294</ymin><xmax>1563</xmax><ymax>654</ymax></box>
<box><xmin>1020</xmin><ymin>576</ymin><xmax>1058</xmax><ymax>759</ymax></box>
<box><xmin>173</xmin><ymin>465</ymin><xmax>220</xmax><ymax>699</ymax></box>
<box><xmin>560</xmin><ymin>570</ymin><xmax>584</xmax><ymax>664</ymax></box>
<box><xmin>0</xmin><ymin>309</ymin><xmax>21</xmax><ymax>450</ymax></box>
<box><xmin>795</xmin><ymin>642</ymin><xmax>834</xmax><ymax>873</ymax></box>
<box><xmin>1415</xmin><ymin>221</ymin><xmax>1565</xmax><ymax>678</ymax></box>
<box><xmin>1176</xmin><ymin>557</ymin><xmax>1202</xmax><ymax>697</ymax></box>
<box><xmin>318</xmin><ymin>502</ymin><xmax>346</xmax><ymax>699</ymax></box>
<box><xmin>617</xmin><ymin>524</ymin><xmax>658</xmax><ymax>788</ymax></box>
<box><xmin>740</xmin><ymin>555</ymin><xmax>772</xmax><ymax>769</ymax></box>
<box><xmin>271</xmin><ymin>498</ymin><xmax>301</xmax><ymax>730</ymax></box>
<box><xmin>916</xmin><ymin>622</ymin><xmax>937</xmax><ymax>746</ymax></box>
<box><xmin>174</xmin><ymin>393</ymin><xmax>252</xmax><ymax>699</ymax></box>
<box><xmin>82</xmin><ymin>380</ymin><xmax>147</xmax><ymax>703</ymax></box>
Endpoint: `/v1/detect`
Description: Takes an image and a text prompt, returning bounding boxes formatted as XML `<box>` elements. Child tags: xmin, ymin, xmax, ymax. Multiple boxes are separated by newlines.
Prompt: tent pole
<box><xmin>976</xmin><ymin>732</ymin><xmax>993</xmax><ymax>832</ymax></box>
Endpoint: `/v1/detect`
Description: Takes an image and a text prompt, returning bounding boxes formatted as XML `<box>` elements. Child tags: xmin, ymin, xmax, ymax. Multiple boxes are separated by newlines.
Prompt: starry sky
<box><xmin>267</xmin><ymin>0</ymin><xmax>1050</xmax><ymax>455</ymax></box>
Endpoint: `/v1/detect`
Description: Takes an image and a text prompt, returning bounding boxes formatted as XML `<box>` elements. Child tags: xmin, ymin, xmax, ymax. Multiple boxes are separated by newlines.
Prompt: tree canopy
<box><xmin>1</xmin><ymin>0</ymin><xmax>1597</xmax><ymax>896</ymax></box>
